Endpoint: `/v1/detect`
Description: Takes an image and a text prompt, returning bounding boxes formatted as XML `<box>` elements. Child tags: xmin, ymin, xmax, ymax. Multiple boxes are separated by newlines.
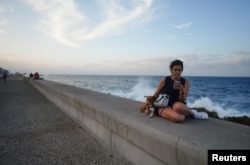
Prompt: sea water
<box><xmin>44</xmin><ymin>75</ymin><xmax>250</xmax><ymax>118</ymax></box>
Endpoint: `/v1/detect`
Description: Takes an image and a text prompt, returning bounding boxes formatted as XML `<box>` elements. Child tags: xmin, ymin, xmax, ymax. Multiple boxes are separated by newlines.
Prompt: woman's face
<box><xmin>171</xmin><ymin>65</ymin><xmax>183</xmax><ymax>78</ymax></box>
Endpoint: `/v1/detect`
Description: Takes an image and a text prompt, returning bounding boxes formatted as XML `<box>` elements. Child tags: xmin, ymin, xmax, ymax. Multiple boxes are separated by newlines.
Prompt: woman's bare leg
<box><xmin>172</xmin><ymin>102</ymin><xmax>193</xmax><ymax>118</ymax></box>
<box><xmin>159</xmin><ymin>107</ymin><xmax>185</xmax><ymax>123</ymax></box>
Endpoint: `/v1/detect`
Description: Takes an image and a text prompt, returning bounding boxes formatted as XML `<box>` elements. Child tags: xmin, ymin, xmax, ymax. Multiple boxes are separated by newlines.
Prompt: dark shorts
<box><xmin>168</xmin><ymin>100</ymin><xmax>187</xmax><ymax>107</ymax></box>
<box><xmin>154</xmin><ymin>107</ymin><xmax>160</xmax><ymax>116</ymax></box>
<box><xmin>178</xmin><ymin>100</ymin><xmax>187</xmax><ymax>105</ymax></box>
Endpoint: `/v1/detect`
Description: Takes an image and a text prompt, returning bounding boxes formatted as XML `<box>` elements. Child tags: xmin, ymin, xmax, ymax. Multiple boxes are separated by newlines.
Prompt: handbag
<box><xmin>148</xmin><ymin>94</ymin><xmax>169</xmax><ymax>118</ymax></box>
<box><xmin>153</xmin><ymin>94</ymin><xmax>169</xmax><ymax>108</ymax></box>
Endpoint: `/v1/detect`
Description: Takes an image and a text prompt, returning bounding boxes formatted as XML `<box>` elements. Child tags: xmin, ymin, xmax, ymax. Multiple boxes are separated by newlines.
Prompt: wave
<box><xmin>103</xmin><ymin>77</ymin><xmax>156</xmax><ymax>101</ymax></box>
<box><xmin>116</xmin><ymin>78</ymin><xmax>250</xmax><ymax>118</ymax></box>
<box><xmin>188</xmin><ymin>97</ymin><xmax>250</xmax><ymax>118</ymax></box>
<box><xmin>45</xmin><ymin>75</ymin><xmax>250</xmax><ymax>118</ymax></box>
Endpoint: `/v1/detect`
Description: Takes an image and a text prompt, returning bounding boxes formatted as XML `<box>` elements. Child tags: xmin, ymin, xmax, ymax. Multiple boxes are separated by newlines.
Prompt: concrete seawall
<box><xmin>29</xmin><ymin>79</ymin><xmax>250</xmax><ymax>165</ymax></box>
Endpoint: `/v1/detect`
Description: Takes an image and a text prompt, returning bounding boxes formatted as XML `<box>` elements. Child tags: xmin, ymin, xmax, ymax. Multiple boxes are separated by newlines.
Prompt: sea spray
<box><xmin>44</xmin><ymin>75</ymin><xmax>250</xmax><ymax>118</ymax></box>
<box><xmin>188</xmin><ymin>97</ymin><xmax>250</xmax><ymax>118</ymax></box>
<box><xmin>102</xmin><ymin>77</ymin><xmax>156</xmax><ymax>101</ymax></box>
<box><xmin>126</xmin><ymin>78</ymin><xmax>156</xmax><ymax>101</ymax></box>
<box><xmin>125</xmin><ymin>80</ymin><xmax>250</xmax><ymax>118</ymax></box>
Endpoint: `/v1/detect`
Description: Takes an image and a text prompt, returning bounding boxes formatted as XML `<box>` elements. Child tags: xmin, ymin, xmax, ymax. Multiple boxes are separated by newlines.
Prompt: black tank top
<box><xmin>160</xmin><ymin>76</ymin><xmax>186</xmax><ymax>106</ymax></box>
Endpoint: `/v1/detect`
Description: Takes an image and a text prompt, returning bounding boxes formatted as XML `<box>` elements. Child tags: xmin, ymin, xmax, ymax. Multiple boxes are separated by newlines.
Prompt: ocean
<box><xmin>44</xmin><ymin>75</ymin><xmax>250</xmax><ymax>118</ymax></box>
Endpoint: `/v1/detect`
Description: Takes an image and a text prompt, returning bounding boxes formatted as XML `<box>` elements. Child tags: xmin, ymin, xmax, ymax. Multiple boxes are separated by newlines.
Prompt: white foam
<box><xmin>188</xmin><ymin>97</ymin><xmax>250</xmax><ymax>118</ymax></box>
<box><xmin>109</xmin><ymin>80</ymin><xmax>250</xmax><ymax>118</ymax></box>
<box><xmin>126</xmin><ymin>78</ymin><xmax>155</xmax><ymax>101</ymax></box>
<box><xmin>118</xmin><ymin>79</ymin><xmax>250</xmax><ymax>118</ymax></box>
<box><xmin>104</xmin><ymin>78</ymin><xmax>155</xmax><ymax>101</ymax></box>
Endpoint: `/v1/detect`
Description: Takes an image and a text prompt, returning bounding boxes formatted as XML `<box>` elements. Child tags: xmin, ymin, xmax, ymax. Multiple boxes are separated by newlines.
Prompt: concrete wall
<box><xmin>29</xmin><ymin>79</ymin><xmax>250</xmax><ymax>165</ymax></box>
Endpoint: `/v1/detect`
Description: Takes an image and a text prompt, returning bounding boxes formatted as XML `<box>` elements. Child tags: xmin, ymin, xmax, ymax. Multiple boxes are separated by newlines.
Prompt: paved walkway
<box><xmin>0</xmin><ymin>76</ymin><xmax>131</xmax><ymax>165</ymax></box>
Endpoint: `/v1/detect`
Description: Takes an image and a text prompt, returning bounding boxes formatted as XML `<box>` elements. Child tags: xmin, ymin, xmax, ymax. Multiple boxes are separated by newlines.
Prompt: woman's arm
<box><xmin>147</xmin><ymin>77</ymin><xmax>165</xmax><ymax>103</ymax></box>
<box><xmin>179</xmin><ymin>79</ymin><xmax>190</xmax><ymax>101</ymax></box>
<box><xmin>153</xmin><ymin>77</ymin><xmax>165</xmax><ymax>98</ymax></box>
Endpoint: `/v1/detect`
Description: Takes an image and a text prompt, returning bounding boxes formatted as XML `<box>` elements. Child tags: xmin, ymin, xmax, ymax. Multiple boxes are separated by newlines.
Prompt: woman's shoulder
<box><xmin>179</xmin><ymin>77</ymin><xmax>185</xmax><ymax>83</ymax></box>
<box><xmin>158</xmin><ymin>76</ymin><xmax>171</xmax><ymax>85</ymax></box>
<box><xmin>181</xmin><ymin>76</ymin><xmax>189</xmax><ymax>80</ymax></box>
<box><xmin>164</xmin><ymin>76</ymin><xmax>171</xmax><ymax>80</ymax></box>
<box><xmin>180</xmin><ymin>77</ymin><xmax>190</xmax><ymax>84</ymax></box>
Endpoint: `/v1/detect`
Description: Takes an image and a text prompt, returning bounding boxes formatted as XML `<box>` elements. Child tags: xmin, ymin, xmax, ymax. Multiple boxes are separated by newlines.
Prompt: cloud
<box><xmin>180</xmin><ymin>52</ymin><xmax>250</xmax><ymax>77</ymax></box>
<box><xmin>82</xmin><ymin>56</ymin><xmax>175</xmax><ymax>75</ymax></box>
<box><xmin>233</xmin><ymin>51</ymin><xmax>250</xmax><ymax>56</ymax></box>
<box><xmin>83</xmin><ymin>0</ymin><xmax>154</xmax><ymax>40</ymax></box>
<box><xmin>0</xmin><ymin>19</ymin><xmax>7</xmax><ymax>35</ymax></box>
<box><xmin>0</xmin><ymin>2</ymin><xmax>13</xmax><ymax>35</ymax></box>
<box><xmin>2</xmin><ymin>51</ymin><xmax>250</xmax><ymax>76</ymax></box>
<box><xmin>175</xmin><ymin>22</ymin><xmax>192</xmax><ymax>30</ymax></box>
<box><xmin>0</xmin><ymin>3</ymin><xmax>13</xmax><ymax>12</ymax></box>
<box><xmin>23</xmin><ymin>0</ymin><xmax>154</xmax><ymax>47</ymax></box>
<box><xmin>23</xmin><ymin>0</ymin><xmax>88</xmax><ymax>47</ymax></box>
<box><xmin>106</xmin><ymin>53</ymin><xmax>250</xmax><ymax>76</ymax></box>
<box><xmin>166</xmin><ymin>34</ymin><xmax>176</xmax><ymax>39</ymax></box>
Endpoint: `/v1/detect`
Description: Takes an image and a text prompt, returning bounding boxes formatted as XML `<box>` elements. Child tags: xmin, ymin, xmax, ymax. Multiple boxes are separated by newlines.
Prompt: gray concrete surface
<box><xmin>29</xmin><ymin>78</ymin><xmax>250</xmax><ymax>165</ymax></box>
<box><xmin>0</xmin><ymin>75</ymin><xmax>131</xmax><ymax>165</ymax></box>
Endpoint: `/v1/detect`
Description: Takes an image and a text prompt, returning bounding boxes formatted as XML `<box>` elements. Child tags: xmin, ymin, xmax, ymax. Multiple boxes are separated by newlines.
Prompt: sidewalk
<box><xmin>0</xmin><ymin>76</ymin><xmax>130</xmax><ymax>165</ymax></box>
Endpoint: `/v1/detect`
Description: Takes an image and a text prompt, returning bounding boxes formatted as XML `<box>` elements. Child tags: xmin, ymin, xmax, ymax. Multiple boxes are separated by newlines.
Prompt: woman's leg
<box><xmin>159</xmin><ymin>107</ymin><xmax>186</xmax><ymax>123</ymax></box>
<box><xmin>172</xmin><ymin>102</ymin><xmax>193</xmax><ymax>118</ymax></box>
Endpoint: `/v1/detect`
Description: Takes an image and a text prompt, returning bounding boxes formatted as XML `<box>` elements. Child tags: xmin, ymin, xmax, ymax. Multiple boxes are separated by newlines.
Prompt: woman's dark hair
<box><xmin>170</xmin><ymin>60</ymin><xmax>183</xmax><ymax>70</ymax></box>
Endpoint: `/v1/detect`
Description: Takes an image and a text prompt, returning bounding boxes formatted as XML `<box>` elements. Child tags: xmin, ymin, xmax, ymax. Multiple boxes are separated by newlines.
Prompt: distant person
<box><xmin>3</xmin><ymin>71</ymin><xmax>8</xmax><ymax>82</ymax></box>
<box><xmin>33</xmin><ymin>72</ymin><xmax>40</xmax><ymax>80</ymax></box>
<box><xmin>141</xmin><ymin>59</ymin><xmax>208</xmax><ymax>122</ymax></box>
<box><xmin>29</xmin><ymin>73</ymin><xmax>33</xmax><ymax>79</ymax></box>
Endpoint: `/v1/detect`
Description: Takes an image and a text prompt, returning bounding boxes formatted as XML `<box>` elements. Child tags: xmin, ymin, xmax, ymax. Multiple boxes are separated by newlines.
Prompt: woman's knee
<box><xmin>173</xmin><ymin>102</ymin><xmax>183</xmax><ymax>111</ymax></box>
<box><xmin>173</xmin><ymin>102</ymin><xmax>187</xmax><ymax>112</ymax></box>
<box><xmin>172</xmin><ymin>114</ymin><xmax>185</xmax><ymax>123</ymax></box>
<box><xmin>161</xmin><ymin>109</ymin><xmax>185</xmax><ymax>123</ymax></box>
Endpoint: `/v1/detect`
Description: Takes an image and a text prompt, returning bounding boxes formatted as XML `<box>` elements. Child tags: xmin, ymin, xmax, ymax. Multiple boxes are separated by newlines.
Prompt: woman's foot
<box><xmin>191</xmin><ymin>109</ymin><xmax>209</xmax><ymax>120</ymax></box>
<box><xmin>144</xmin><ymin>104</ymin><xmax>150</xmax><ymax>114</ymax></box>
<box><xmin>140</xmin><ymin>104</ymin><xmax>147</xmax><ymax>113</ymax></box>
<box><xmin>140</xmin><ymin>103</ymin><xmax>150</xmax><ymax>114</ymax></box>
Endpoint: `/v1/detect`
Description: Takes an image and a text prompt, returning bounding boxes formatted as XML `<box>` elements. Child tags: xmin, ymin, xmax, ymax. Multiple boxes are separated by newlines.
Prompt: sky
<box><xmin>0</xmin><ymin>0</ymin><xmax>250</xmax><ymax>77</ymax></box>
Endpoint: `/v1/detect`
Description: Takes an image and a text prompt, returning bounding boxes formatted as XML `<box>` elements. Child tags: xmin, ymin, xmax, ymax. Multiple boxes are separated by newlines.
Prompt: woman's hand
<box><xmin>178</xmin><ymin>80</ymin><xmax>190</xmax><ymax>101</ymax></box>
<box><xmin>146</xmin><ymin>96</ymin><xmax>156</xmax><ymax>104</ymax></box>
<box><xmin>178</xmin><ymin>92</ymin><xmax>185</xmax><ymax>101</ymax></box>
<box><xmin>179</xmin><ymin>84</ymin><xmax>185</xmax><ymax>93</ymax></box>
<box><xmin>174</xmin><ymin>81</ymin><xmax>185</xmax><ymax>91</ymax></box>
